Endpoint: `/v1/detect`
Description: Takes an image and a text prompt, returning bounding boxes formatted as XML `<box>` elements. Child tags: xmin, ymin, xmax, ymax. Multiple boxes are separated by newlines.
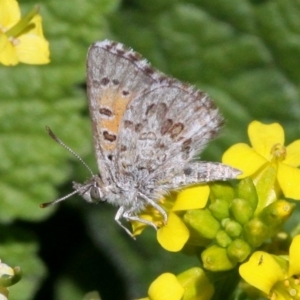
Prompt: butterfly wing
<box><xmin>114</xmin><ymin>81</ymin><xmax>224</xmax><ymax>191</ymax></box>
<box><xmin>87</xmin><ymin>40</ymin><xmax>236</xmax><ymax>199</ymax></box>
<box><xmin>86</xmin><ymin>40</ymin><xmax>160</xmax><ymax>183</ymax></box>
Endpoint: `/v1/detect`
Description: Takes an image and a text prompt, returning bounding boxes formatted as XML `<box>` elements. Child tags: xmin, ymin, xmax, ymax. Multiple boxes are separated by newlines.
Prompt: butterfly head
<box><xmin>73</xmin><ymin>175</ymin><xmax>107</xmax><ymax>204</ymax></box>
<box><xmin>40</xmin><ymin>175</ymin><xmax>108</xmax><ymax>208</ymax></box>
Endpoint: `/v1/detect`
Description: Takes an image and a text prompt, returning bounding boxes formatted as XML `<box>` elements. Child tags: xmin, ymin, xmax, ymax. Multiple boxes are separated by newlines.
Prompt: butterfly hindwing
<box><xmin>114</xmin><ymin>82</ymin><xmax>223</xmax><ymax>193</ymax></box>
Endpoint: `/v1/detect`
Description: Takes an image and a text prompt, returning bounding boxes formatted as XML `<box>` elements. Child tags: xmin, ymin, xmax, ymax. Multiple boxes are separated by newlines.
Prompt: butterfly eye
<box><xmin>90</xmin><ymin>186</ymin><xmax>102</xmax><ymax>202</ymax></box>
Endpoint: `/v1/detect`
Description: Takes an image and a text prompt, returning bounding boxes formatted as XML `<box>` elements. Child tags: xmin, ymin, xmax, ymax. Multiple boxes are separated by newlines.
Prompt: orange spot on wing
<box><xmin>97</xmin><ymin>88</ymin><xmax>134</xmax><ymax>152</ymax></box>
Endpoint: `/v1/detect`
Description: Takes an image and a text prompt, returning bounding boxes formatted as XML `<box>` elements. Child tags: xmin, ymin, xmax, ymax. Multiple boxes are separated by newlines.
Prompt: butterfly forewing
<box><xmin>86</xmin><ymin>41</ymin><xmax>161</xmax><ymax>181</ymax></box>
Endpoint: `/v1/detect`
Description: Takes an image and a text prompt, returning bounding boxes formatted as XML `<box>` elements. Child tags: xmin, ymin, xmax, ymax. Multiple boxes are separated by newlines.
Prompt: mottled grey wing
<box><xmin>158</xmin><ymin>161</ymin><xmax>241</xmax><ymax>191</ymax></box>
<box><xmin>86</xmin><ymin>40</ymin><xmax>161</xmax><ymax>183</ymax></box>
<box><xmin>113</xmin><ymin>80</ymin><xmax>224</xmax><ymax>188</ymax></box>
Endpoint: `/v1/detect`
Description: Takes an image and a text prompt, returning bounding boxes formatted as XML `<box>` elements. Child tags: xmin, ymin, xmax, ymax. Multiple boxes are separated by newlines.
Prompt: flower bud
<box><xmin>209</xmin><ymin>199</ymin><xmax>229</xmax><ymax>221</ymax></box>
<box><xmin>236</xmin><ymin>178</ymin><xmax>258</xmax><ymax>210</ymax></box>
<box><xmin>215</xmin><ymin>230</ymin><xmax>232</xmax><ymax>248</ymax></box>
<box><xmin>177</xmin><ymin>267</ymin><xmax>214</xmax><ymax>300</ymax></box>
<box><xmin>0</xmin><ymin>263</ymin><xmax>21</xmax><ymax>287</ymax></box>
<box><xmin>209</xmin><ymin>183</ymin><xmax>235</xmax><ymax>203</ymax></box>
<box><xmin>258</xmin><ymin>200</ymin><xmax>295</xmax><ymax>236</ymax></box>
<box><xmin>230</xmin><ymin>198</ymin><xmax>254</xmax><ymax>225</ymax></box>
<box><xmin>148</xmin><ymin>273</ymin><xmax>184</xmax><ymax>300</ymax></box>
<box><xmin>222</xmin><ymin>219</ymin><xmax>243</xmax><ymax>238</ymax></box>
<box><xmin>201</xmin><ymin>245</ymin><xmax>236</xmax><ymax>271</ymax></box>
<box><xmin>243</xmin><ymin>218</ymin><xmax>269</xmax><ymax>247</ymax></box>
<box><xmin>227</xmin><ymin>239</ymin><xmax>252</xmax><ymax>262</ymax></box>
<box><xmin>184</xmin><ymin>210</ymin><xmax>220</xmax><ymax>239</ymax></box>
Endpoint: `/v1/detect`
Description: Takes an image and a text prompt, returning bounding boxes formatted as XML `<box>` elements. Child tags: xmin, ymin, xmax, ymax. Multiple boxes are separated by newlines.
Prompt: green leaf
<box><xmin>1</xmin><ymin>1</ymin><xmax>300</xmax><ymax>300</ymax></box>
<box><xmin>109</xmin><ymin>0</ymin><xmax>300</xmax><ymax>153</ymax></box>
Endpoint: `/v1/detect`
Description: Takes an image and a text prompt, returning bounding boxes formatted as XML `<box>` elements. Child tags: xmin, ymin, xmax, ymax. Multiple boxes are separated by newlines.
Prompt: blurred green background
<box><xmin>1</xmin><ymin>0</ymin><xmax>300</xmax><ymax>299</ymax></box>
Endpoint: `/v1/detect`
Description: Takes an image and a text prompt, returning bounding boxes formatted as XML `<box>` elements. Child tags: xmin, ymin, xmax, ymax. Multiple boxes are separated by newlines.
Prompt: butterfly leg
<box><xmin>115</xmin><ymin>206</ymin><xmax>136</xmax><ymax>238</ymax></box>
<box><xmin>115</xmin><ymin>205</ymin><xmax>159</xmax><ymax>237</ymax></box>
<box><xmin>137</xmin><ymin>192</ymin><xmax>168</xmax><ymax>225</ymax></box>
<box><xmin>123</xmin><ymin>209</ymin><xmax>158</xmax><ymax>230</ymax></box>
<box><xmin>115</xmin><ymin>194</ymin><xmax>168</xmax><ymax>237</ymax></box>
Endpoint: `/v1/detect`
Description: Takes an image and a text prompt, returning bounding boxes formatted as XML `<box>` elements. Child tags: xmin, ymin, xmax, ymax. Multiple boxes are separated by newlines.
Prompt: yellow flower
<box><xmin>131</xmin><ymin>185</ymin><xmax>210</xmax><ymax>252</ymax></box>
<box><xmin>239</xmin><ymin>235</ymin><xmax>300</xmax><ymax>300</ymax></box>
<box><xmin>137</xmin><ymin>268</ymin><xmax>214</xmax><ymax>300</ymax></box>
<box><xmin>0</xmin><ymin>0</ymin><xmax>50</xmax><ymax>66</ymax></box>
<box><xmin>223</xmin><ymin>121</ymin><xmax>300</xmax><ymax>200</ymax></box>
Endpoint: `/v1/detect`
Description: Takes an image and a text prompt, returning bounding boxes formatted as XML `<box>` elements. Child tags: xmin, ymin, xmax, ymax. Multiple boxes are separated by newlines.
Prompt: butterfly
<box><xmin>42</xmin><ymin>40</ymin><xmax>240</xmax><ymax>237</ymax></box>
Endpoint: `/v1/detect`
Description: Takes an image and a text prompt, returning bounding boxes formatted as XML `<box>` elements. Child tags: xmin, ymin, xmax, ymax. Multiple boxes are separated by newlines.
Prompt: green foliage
<box><xmin>1</xmin><ymin>0</ymin><xmax>300</xmax><ymax>299</ymax></box>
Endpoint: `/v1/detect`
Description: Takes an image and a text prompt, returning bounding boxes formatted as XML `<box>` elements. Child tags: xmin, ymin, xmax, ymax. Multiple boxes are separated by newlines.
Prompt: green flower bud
<box><xmin>227</xmin><ymin>239</ymin><xmax>251</xmax><ymax>263</ymax></box>
<box><xmin>236</xmin><ymin>178</ymin><xmax>258</xmax><ymax>210</ymax></box>
<box><xmin>209</xmin><ymin>183</ymin><xmax>235</xmax><ymax>203</ymax></box>
<box><xmin>201</xmin><ymin>245</ymin><xmax>236</xmax><ymax>271</ymax></box>
<box><xmin>177</xmin><ymin>267</ymin><xmax>214</xmax><ymax>300</ymax></box>
<box><xmin>209</xmin><ymin>199</ymin><xmax>229</xmax><ymax>220</ymax></box>
<box><xmin>184</xmin><ymin>209</ymin><xmax>220</xmax><ymax>239</ymax></box>
<box><xmin>258</xmin><ymin>200</ymin><xmax>295</xmax><ymax>236</ymax></box>
<box><xmin>230</xmin><ymin>198</ymin><xmax>254</xmax><ymax>225</ymax></box>
<box><xmin>222</xmin><ymin>219</ymin><xmax>243</xmax><ymax>238</ymax></box>
<box><xmin>243</xmin><ymin>218</ymin><xmax>269</xmax><ymax>247</ymax></box>
<box><xmin>215</xmin><ymin>230</ymin><xmax>232</xmax><ymax>248</ymax></box>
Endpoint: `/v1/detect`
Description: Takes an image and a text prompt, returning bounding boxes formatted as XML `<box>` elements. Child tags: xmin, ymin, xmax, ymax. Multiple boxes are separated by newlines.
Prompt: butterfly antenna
<box><xmin>40</xmin><ymin>189</ymin><xmax>80</xmax><ymax>208</ymax></box>
<box><xmin>45</xmin><ymin>126</ymin><xmax>94</xmax><ymax>177</ymax></box>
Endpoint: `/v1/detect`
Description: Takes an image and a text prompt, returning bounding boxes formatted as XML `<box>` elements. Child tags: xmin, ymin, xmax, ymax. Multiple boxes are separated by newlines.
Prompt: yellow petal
<box><xmin>0</xmin><ymin>34</ymin><xmax>18</xmax><ymax>65</ymax></box>
<box><xmin>0</xmin><ymin>0</ymin><xmax>20</xmax><ymax>28</ymax></box>
<box><xmin>28</xmin><ymin>14</ymin><xmax>46</xmax><ymax>37</ymax></box>
<box><xmin>248</xmin><ymin>121</ymin><xmax>284</xmax><ymax>160</ymax></box>
<box><xmin>222</xmin><ymin>143</ymin><xmax>266</xmax><ymax>177</ymax></box>
<box><xmin>277</xmin><ymin>163</ymin><xmax>300</xmax><ymax>200</ymax></box>
<box><xmin>148</xmin><ymin>273</ymin><xmax>184</xmax><ymax>300</ymax></box>
<box><xmin>284</xmin><ymin>140</ymin><xmax>300</xmax><ymax>167</ymax></box>
<box><xmin>15</xmin><ymin>33</ymin><xmax>49</xmax><ymax>64</ymax></box>
<box><xmin>172</xmin><ymin>185</ymin><xmax>209</xmax><ymax>211</ymax></box>
<box><xmin>239</xmin><ymin>251</ymin><xmax>286</xmax><ymax>294</ymax></box>
<box><xmin>288</xmin><ymin>235</ymin><xmax>300</xmax><ymax>277</ymax></box>
<box><xmin>157</xmin><ymin>212</ymin><xmax>189</xmax><ymax>252</ymax></box>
